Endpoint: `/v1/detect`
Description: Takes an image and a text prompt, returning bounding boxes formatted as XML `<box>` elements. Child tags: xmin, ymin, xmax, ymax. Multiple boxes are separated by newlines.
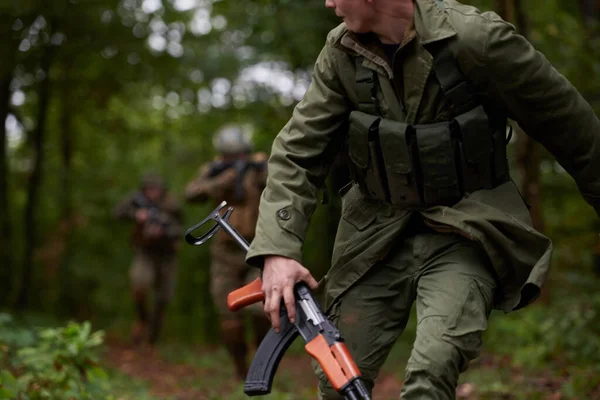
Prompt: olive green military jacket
<box><xmin>246</xmin><ymin>0</ymin><xmax>600</xmax><ymax>313</ymax></box>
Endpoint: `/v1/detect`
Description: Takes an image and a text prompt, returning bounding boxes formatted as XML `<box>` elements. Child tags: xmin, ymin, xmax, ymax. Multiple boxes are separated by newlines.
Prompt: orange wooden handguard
<box><xmin>227</xmin><ymin>277</ymin><xmax>265</xmax><ymax>311</ymax></box>
<box><xmin>305</xmin><ymin>334</ymin><xmax>351</xmax><ymax>391</ymax></box>
<box><xmin>331</xmin><ymin>342</ymin><xmax>361</xmax><ymax>379</ymax></box>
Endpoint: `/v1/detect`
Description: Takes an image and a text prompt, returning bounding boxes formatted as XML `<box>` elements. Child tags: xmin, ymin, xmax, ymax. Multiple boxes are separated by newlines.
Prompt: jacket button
<box><xmin>277</xmin><ymin>209</ymin><xmax>290</xmax><ymax>220</ymax></box>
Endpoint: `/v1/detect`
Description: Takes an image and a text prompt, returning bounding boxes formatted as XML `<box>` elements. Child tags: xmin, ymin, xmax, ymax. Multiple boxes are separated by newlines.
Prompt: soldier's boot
<box><xmin>149</xmin><ymin>299</ymin><xmax>168</xmax><ymax>346</ymax></box>
<box><xmin>131</xmin><ymin>290</ymin><xmax>149</xmax><ymax>346</ymax></box>
<box><xmin>252</xmin><ymin>314</ymin><xmax>271</xmax><ymax>350</ymax></box>
<box><xmin>221</xmin><ymin>320</ymin><xmax>248</xmax><ymax>381</ymax></box>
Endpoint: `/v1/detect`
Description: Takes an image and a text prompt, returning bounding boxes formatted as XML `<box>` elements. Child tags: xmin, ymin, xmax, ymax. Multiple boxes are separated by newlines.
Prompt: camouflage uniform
<box><xmin>245</xmin><ymin>0</ymin><xmax>600</xmax><ymax>398</ymax></box>
<box><xmin>114</xmin><ymin>173</ymin><xmax>183</xmax><ymax>345</ymax></box>
<box><xmin>184</xmin><ymin>126</ymin><xmax>271</xmax><ymax>380</ymax></box>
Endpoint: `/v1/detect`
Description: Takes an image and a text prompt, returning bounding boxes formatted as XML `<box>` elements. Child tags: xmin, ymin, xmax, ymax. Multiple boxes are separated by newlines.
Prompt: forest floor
<box><xmin>103</xmin><ymin>338</ymin><xmax>402</xmax><ymax>400</ymax></box>
<box><xmin>101</xmin><ymin>336</ymin><xmax>599</xmax><ymax>400</ymax></box>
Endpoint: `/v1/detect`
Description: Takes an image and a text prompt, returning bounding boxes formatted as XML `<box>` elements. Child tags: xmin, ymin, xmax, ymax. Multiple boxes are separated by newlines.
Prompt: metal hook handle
<box><xmin>184</xmin><ymin>201</ymin><xmax>232</xmax><ymax>246</ymax></box>
<box><xmin>184</xmin><ymin>200</ymin><xmax>250</xmax><ymax>251</ymax></box>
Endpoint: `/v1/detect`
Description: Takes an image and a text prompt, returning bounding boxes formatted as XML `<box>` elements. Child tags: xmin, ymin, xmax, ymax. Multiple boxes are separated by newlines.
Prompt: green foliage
<box><xmin>446</xmin><ymin>287</ymin><xmax>600</xmax><ymax>398</ymax></box>
<box><xmin>155</xmin><ymin>341</ymin><xmax>317</xmax><ymax>400</ymax></box>
<box><xmin>0</xmin><ymin>314</ymin><xmax>114</xmax><ymax>400</ymax></box>
<box><xmin>484</xmin><ymin>288</ymin><xmax>600</xmax><ymax>370</ymax></box>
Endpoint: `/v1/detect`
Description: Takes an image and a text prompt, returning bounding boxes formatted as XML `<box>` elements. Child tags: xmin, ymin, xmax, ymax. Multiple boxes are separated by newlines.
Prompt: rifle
<box><xmin>207</xmin><ymin>159</ymin><xmax>266</xmax><ymax>200</ymax></box>
<box><xmin>185</xmin><ymin>201</ymin><xmax>371</xmax><ymax>400</ymax></box>
<box><xmin>131</xmin><ymin>192</ymin><xmax>171</xmax><ymax>231</ymax></box>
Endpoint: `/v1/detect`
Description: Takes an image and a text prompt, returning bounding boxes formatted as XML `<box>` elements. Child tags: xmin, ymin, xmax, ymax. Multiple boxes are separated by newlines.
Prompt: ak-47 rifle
<box><xmin>131</xmin><ymin>191</ymin><xmax>171</xmax><ymax>229</ymax></box>
<box><xmin>185</xmin><ymin>201</ymin><xmax>371</xmax><ymax>400</ymax></box>
<box><xmin>207</xmin><ymin>159</ymin><xmax>266</xmax><ymax>200</ymax></box>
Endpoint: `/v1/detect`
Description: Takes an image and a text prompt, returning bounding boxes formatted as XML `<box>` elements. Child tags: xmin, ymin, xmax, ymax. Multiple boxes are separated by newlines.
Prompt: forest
<box><xmin>1</xmin><ymin>0</ymin><xmax>600</xmax><ymax>399</ymax></box>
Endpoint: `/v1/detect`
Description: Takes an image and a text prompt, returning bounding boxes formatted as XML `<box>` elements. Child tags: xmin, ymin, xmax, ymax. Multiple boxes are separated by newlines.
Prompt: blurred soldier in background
<box><xmin>114</xmin><ymin>172</ymin><xmax>183</xmax><ymax>346</ymax></box>
<box><xmin>184</xmin><ymin>124</ymin><xmax>270</xmax><ymax>380</ymax></box>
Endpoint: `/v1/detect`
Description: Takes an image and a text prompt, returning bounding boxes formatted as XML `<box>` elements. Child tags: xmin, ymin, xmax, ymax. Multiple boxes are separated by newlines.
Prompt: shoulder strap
<box><xmin>428</xmin><ymin>41</ymin><xmax>478</xmax><ymax>115</ymax></box>
<box><xmin>354</xmin><ymin>56</ymin><xmax>380</xmax><ymax>115</ymax></box>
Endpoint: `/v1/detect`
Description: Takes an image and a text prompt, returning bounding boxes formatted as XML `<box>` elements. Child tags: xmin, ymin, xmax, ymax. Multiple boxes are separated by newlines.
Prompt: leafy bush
<box><xmin>0</xmin><ymin>314</ymin><xmax>114</xmax><ymax>400</ymax></box>
<box><xmin>485</xmin><ymin>290</ymin><xmax>600</xmax><ymax>370</ymax></box>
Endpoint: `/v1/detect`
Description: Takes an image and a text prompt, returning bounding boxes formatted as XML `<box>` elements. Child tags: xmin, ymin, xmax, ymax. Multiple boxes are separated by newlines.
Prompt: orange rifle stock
<box><xmin>227</xmin><ymin>277</ymin><xmax>264</xmax><ymax>312</ymax></box>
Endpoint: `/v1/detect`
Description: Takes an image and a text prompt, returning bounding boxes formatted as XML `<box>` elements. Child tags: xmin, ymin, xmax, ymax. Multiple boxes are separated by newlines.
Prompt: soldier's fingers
<box><xmin>283</xmin><ymin>285</ymin><xmax>296</xmax><ymax>324</ymax></box>
<box><xmin>301</xmin><ymin>269</ymin><xmax>319</xmax><ymax>290</ymax></box>
<box><xmin>262</xmin><ymin>290</ymin><xmax>272</xmax><ymax>322</ymax></box>
<box><xmin>263</xmin><ymin>303</ymin><xmax>272</xmax><ymax>322</ymax></box>
<box><xmin>267</xmin><ymin>286</ymin><xmax>282</xmax><ymax>332</ymax></box>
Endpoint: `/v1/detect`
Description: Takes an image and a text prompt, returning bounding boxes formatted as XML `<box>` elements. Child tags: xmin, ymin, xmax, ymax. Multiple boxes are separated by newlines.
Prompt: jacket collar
<box><xmin>334</xmin><ymin>0</ymin><xmax>457</xmax><ymax>78</ymax></box>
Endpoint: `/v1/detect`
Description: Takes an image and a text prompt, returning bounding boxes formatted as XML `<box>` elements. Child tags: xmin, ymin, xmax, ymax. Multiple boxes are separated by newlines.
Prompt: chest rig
<box><xmin>347</xmin><ymin>40</ymin><xmax>510</xmax><ymax>208</ymax></box>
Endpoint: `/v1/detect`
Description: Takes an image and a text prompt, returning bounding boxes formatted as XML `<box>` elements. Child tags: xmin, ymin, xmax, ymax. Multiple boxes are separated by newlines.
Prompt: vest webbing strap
<box><xmin>429</xmin><ymin>42</ymin><xmax>477</xmax><ymax>115</ymax></box>
<box><xmin>354</xmin><ymin>57</ymin><xmax>380</xmax><ymax>115</ymax></box>
<box><xmin>354</xmin><ymin>41</ymin><xmax>477</xmax><ymax>117</ymax></box>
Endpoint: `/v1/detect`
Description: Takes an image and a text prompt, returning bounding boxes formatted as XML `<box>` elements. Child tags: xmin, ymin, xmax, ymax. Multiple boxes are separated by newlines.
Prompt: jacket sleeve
<box><xmin>184</xmin><ymin>164</ymin><xmax>237</xmax><ymax>203</ymax></box>
<box><xmin>459</xmin><ymin>13</ymin><xmax>600</xmax><ymax>216</ymax></box>
<box><xmin>245</xmin><ymin>40</ymin><xmax>352</xmax><ymax>267</ymax></box>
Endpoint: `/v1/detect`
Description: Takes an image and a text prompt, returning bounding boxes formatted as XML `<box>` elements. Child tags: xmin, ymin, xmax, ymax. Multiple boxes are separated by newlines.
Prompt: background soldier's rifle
<box><xmin>185</xmin><ymin>201</ymin><xmax>371</xmax><ymax>400</ymax></box>
<box><xmin>207</xmin><ymin>159</ymin><xmax>266</xmax><ymax>200</ymax></box>
<box><xmin>131</xmin><ymin>191</ymin><xmax>171</xmax><ymax>230</ymax></box>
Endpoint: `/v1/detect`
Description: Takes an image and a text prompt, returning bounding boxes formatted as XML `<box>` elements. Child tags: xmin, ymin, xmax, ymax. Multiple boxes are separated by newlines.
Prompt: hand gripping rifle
<box><xmin>185</xmin><ymin>201</ymin><xmax>371</xmax><ymax>400</ymax></box>
<box><xmin>131</xmin><ymin>192</ymin><xmax>172</xmax><ymax>230</ymax></box>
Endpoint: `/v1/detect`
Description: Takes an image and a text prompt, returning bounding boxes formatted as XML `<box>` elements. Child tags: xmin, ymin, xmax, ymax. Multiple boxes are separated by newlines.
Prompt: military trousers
<box><xmin>130</xmin><ymin>249</ymin><xmax>178</xmax><ymax>303</ymax></box>
<box><xmin>210</xmin><ymin>240</ymin><xmax>264</xmax><ymax>322</ymax></box>
<box><xmin>315</xmin><ymin>219</ymin><xmax>497</xmax><ymax>400</ymax></box>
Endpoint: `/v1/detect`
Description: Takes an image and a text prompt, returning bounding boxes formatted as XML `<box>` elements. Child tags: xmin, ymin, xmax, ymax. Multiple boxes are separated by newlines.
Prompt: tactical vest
<box><xmin>347</xmin><ymin>41</ymin><xmax>510</xmax><ymax>208</ymax></box>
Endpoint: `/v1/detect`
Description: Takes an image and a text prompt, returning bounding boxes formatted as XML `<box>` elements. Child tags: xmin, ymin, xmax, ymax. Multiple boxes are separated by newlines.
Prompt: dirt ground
<box><xmin>103</xmin><ymin>340</ymin><xmax>403</xmax><ymax>399</ymax></box>
<box><xmin>103</xmin><ymin>340</ymin><xmax>599</xmax><ymax>400</ymax></box>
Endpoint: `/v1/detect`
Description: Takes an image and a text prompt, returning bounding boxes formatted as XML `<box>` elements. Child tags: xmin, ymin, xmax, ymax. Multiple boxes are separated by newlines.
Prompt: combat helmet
<box><xmin>213</xmin><ymin>124</ymin><xmax>253</xmax><ymax>155</ymax></box>
<box><xmin>141</xmin><ymin>171</ymin><xmax>166</xmax><ymax>190</ymax></box>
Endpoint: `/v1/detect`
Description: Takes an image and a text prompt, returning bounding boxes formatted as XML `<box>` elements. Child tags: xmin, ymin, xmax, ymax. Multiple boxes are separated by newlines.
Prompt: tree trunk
<box><xmin>60</xmin><ymin>86</ymin><xmax>73</xmax><ymax>225</ymax></box>
<box><xmin>495</xmin><ymin>0</ymin><xmax>545</xmax><ymax>232</ymax></box>
<box><xmin>580</xmin><ymin>0</ymin><xmax>599</xmax><ymax>27</ymax></box>
<box><xmin>57</xmin><ymin>76</ymin><xmax>76</xmax><ymax>315</ymax></box>
<box><xmin>0</xmin><ymin>15</ymin><xmax>16</xmax><ymax>307</ymax></box>
<box><xmin>495</xmin><ymin>0</ymin><xmax>517</xmax><ymax>23</ymax></box>
<box><xmin>0</xmin><ymin>70</ymin><xmax>13</xmax><ymax>307</ymax></box>
<box><xmin>14</xmin><ymin>40</ymin><xmax>54</xmax><ymax>310</ymax></box>
<box><xmin>515</xmin><ymin>135</ymin><xmax>544</xmax><ymax>232</ymax></box>
<box><xmin>579</xmin><ymin>0</ymin><xmax>600</xmax><ymax>278</ymax></box>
